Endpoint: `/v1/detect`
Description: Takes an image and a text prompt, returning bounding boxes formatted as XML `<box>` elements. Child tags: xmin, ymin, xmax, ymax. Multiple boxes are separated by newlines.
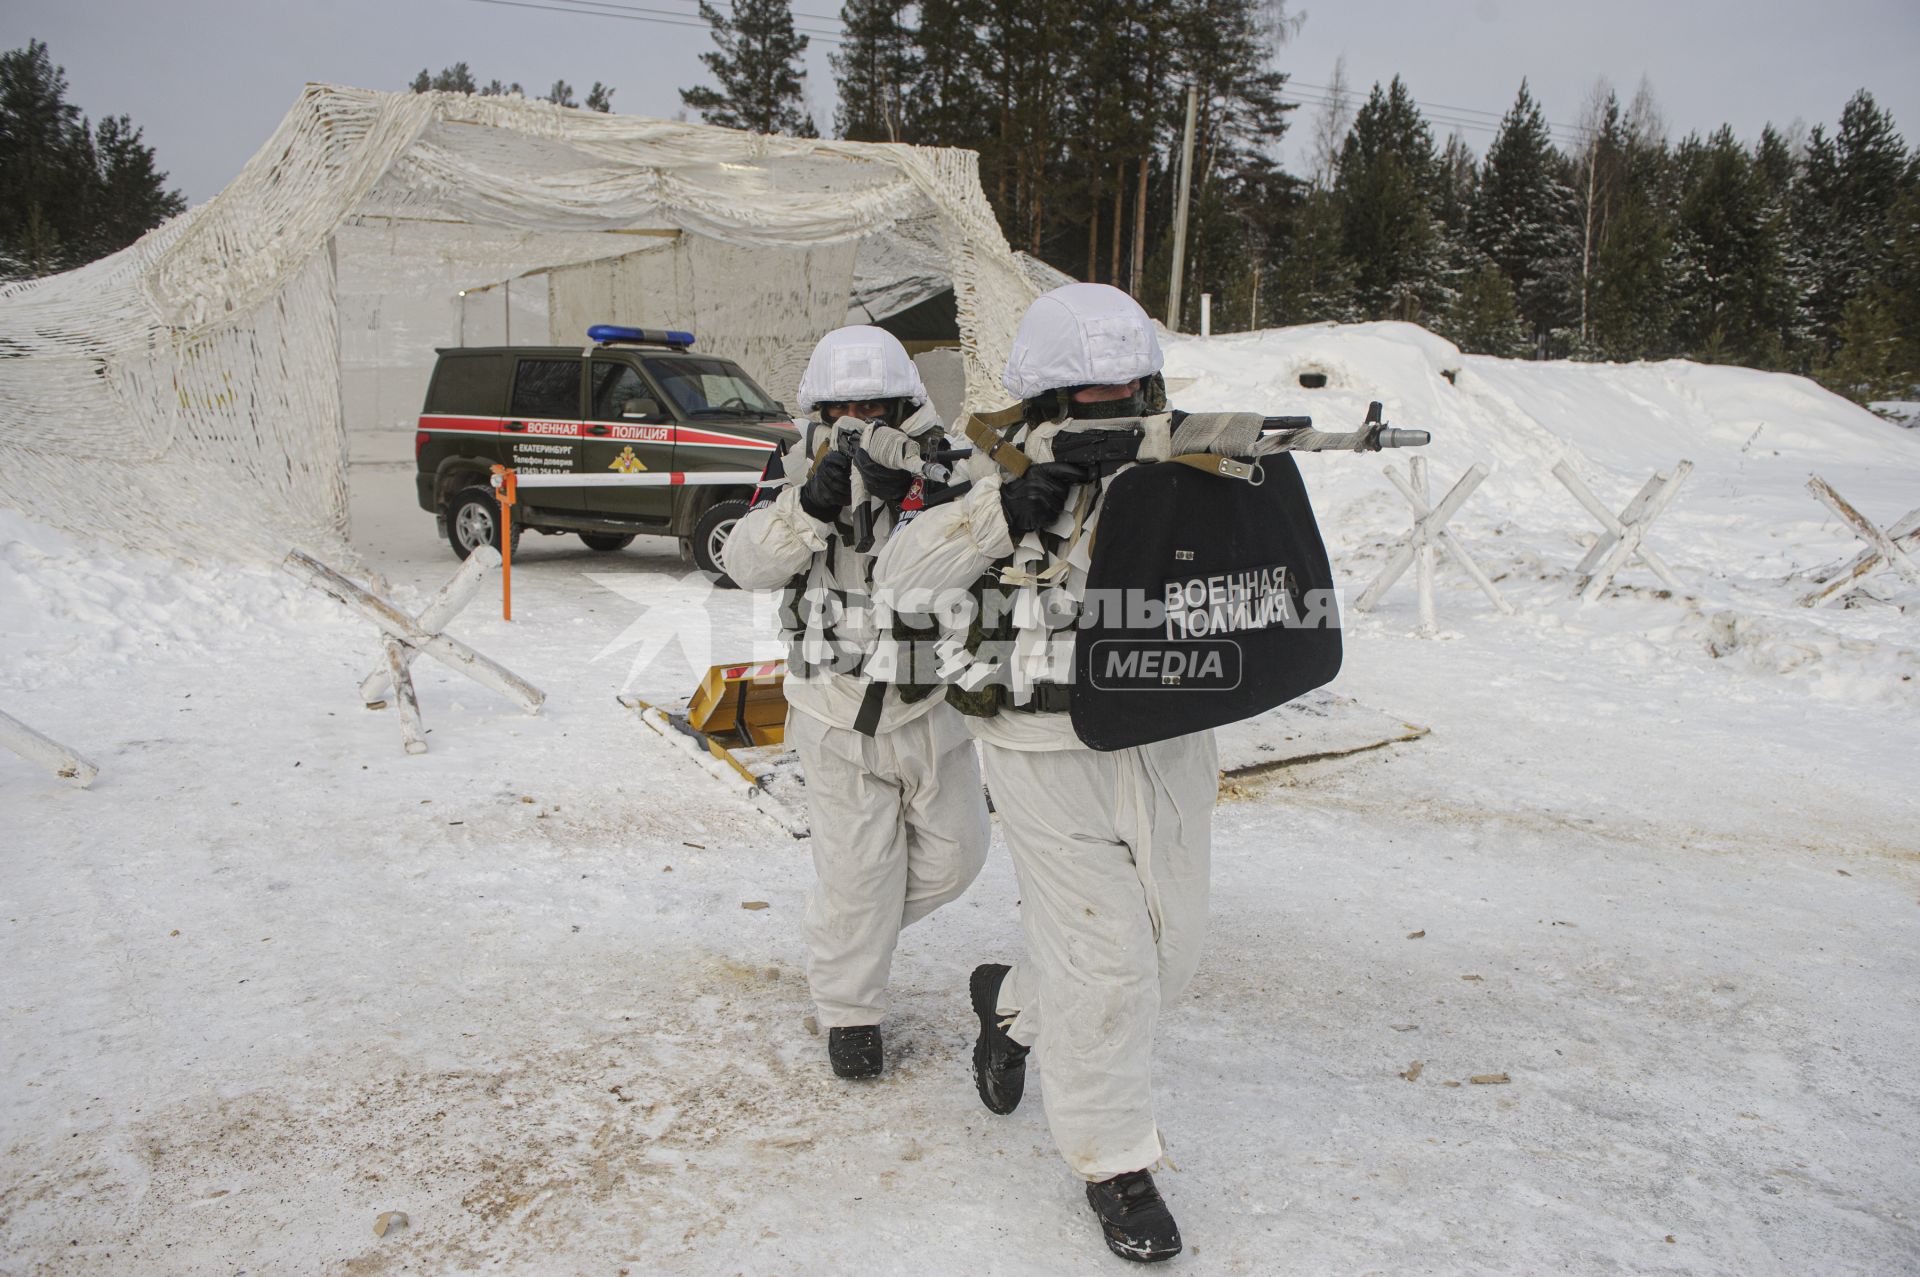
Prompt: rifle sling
<box><xmin>962</xmin><ymin>404</ymin><xmax>1031</xmax><ymax>477</ymax></box>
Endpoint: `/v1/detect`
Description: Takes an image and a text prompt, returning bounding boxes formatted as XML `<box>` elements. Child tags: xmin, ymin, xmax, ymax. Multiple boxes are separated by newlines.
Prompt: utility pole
<box><xmin>1166</xmin><ymin>84</ymin><xmax>1199</xmax><ymax>331</ymax></box>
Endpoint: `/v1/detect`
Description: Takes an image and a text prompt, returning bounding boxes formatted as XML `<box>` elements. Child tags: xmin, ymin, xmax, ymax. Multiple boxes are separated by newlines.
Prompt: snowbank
<box><xmin>1166</xmin><ymin>323</ymin><xmax>1920</xmax><ymax>706</ymax></box>
<box><xmin>1166</xmin><ymin>321</ymin><xmax>1918</xmax><ymax>539</ymax></box>
<box><xmin>0</xmin><ymin>508</ymin><xmax>341</xmax><ymax>694</ymax></box>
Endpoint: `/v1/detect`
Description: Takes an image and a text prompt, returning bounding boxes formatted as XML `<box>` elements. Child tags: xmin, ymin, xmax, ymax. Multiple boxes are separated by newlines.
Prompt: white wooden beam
<box><xmin>0</xmin><ymin>709</ymin><xmax>98</xmax><ymax>787</ymax></box>
<box><xmin>381</xmin><ymin>636</ymin><xmax>428</xmax><ymax>755</ymax></box>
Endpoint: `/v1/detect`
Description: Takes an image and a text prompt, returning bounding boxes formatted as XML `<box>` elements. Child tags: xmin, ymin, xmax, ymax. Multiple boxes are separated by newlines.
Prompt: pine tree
<box><xmin>1749</xmin><ymin>123</ymin><xmax>1802</xmax><ymax>359</ymax></box>
<box><xmin>0</xmin><ymin>40</ymin><xmax>183</xmax><ymax>278</ymax></box>
<box><xmin>1670</xmin><ymin>127</ymin><xmax>1793</xmax><ymax>366</ymax></box>
<box><xmin>1265</xmin><ymin>186</ymin><xmax>1359</xmax><ymax>324</ymax></box>
<box><xmin>1568</xmin><ymin>87</ymin><xmax>1634</xmax><ymax>356</ymax></box>
<box><xmin>1153</xmin><ymin>0</ymin><xmax>1296</xmax><ymax>328</ymax></box>
<box><xmin>680</xmin><ymin>0</ymin><xmax>818</xmax><ymax>137</ymax></box>
<box><xmin>1334</xmin><ymin>77</ymin><xmax>1445</xmax><ymax>322</ymax></box>
<box><xmin>430</xmin><ymin>63</ymin><xmax>478</xmax><ymax>92</ymax></box>
<box><xmin>87</xmin><ymin>114</ymin><xmax>187</xmax><ymax>261</ymax></box>
<box><xmin>1432</xmin><ymin>133</ymin><xmax>1478</xmax><ymax>234</ymax></box>
<box><xmin>0</xmin><ymin>40</ymin><xmax>89</xmax><ymax>273</ymax></box>
<box><xmin>1584</xmin><ymin>87</ymin><xmax>1680</xmax><ymax>362</ymax></box>
<box><xmin>545</xmin><ymin>80</ymin><xmax>578</xmax><ymax>108</ymax></box>
<box><xmin>585</xmin><ymin>83</ymin><xmax>614</xmax><ymax>113</ymax></box>
<box><xmin>1885</xmin><ymin>186</ymin><xmax>1920</xmax><ymax>392</ymax></box>
<box><xmin>1830</xmin><ymin>91</ymin><xmax>1910</xmax><ymax>324</ymax></box>
<box><xmin>903</xmin><ymin>0</ymin><xmax>990</xmax><ymax>148</ymax></box>
<box><xmin>1792</xmin><ymin>92</ymin><xmax>1913</xmax><ymax>367</ymax></box>
<box><xmin>1471</xmin><ymin>80</ymin><xmax>1580</xmax><ymax>354</ymax></box>
<box><xmin>1818</xmin><ymin>184</ymin><xmax>1920</xmax><ymax>402</ymax></box>
<box><xmin>1790</xmin><ymin>124</ymin><xmax>1847</xmax><ymax>359</ymax></box>
<box><xmin>1591</xmin><ymin>191</ymin><xmax>1677</xmax><ymax>360</ymax></box>
<box><xmin>1821</xmin><ymin>292</ymin><xmax>1906</xmax><ymax>402</ymax></box>
<box><xmin>832</xmin><ymin>0</ymin><xmax>918</xmax><ymax>141</ymax></box>
<box><xmin>1441</xmin><ymin>260</ymin><xmax>1530</xmax><ymax>357</ymax></box>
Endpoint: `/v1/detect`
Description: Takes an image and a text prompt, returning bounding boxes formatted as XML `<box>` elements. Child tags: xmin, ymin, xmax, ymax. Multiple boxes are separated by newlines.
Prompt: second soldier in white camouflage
<box><xmin>722</xmin><ymin>325</ymin><xmax>990</xmax><ymax>1081</ymax></box>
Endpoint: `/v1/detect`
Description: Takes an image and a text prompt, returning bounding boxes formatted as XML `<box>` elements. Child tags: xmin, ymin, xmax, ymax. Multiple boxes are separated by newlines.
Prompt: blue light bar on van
<box><xmin>587</xmin><ymin>325</ymin><xmax>695</xmax><ymax>349</ymax></box>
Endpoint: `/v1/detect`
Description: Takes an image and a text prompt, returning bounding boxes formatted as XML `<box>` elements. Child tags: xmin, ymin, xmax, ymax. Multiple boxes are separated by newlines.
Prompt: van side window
<box><xmin>591</xmin><ymin>362</ymin><xmax>657</xmax><ymax>421</ymax></box>
<box><xmin>427</xmin><ymin>354</ymin><xmax>508</xmax><ymax>415</ymax></box>
<box><xmin>512</xmin><ymin>359</ymin><xmax>581</xmax><ymax>419</ymax></box>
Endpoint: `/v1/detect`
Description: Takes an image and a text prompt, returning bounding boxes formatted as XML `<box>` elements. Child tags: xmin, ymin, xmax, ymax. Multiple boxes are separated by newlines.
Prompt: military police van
<box><xmin>414</xmin><ymin>325</ymin><xmax>797</xmax><ymax>582</ymax></box>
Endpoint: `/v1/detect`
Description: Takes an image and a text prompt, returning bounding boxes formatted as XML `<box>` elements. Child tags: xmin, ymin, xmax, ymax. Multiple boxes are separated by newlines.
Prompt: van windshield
<box><xmin>643</xmin><ymin>357</ymin><xmax>785</xmax><ymax>419</ymax></box>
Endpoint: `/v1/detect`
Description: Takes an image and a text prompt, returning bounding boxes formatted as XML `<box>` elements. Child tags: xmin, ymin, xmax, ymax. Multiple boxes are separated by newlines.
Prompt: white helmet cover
<box><xmin>1001</xmin><ymin>282</ymin><xmax>1164</xmax><ymax>401</ymax></box>
<box><xmin>794</xmin><ymin>325</ymin><xmax>930</xmax><ymax>412</ymax></box>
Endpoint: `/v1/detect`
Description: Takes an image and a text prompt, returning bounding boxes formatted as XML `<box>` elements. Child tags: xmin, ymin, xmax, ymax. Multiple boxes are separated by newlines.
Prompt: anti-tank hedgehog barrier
<box><xmin>282</xmin><ymin>550</ymin><xmax>543</xmax><ymax>754</ymax></box>
<box><xmin>1799</xmin><ymin>478</ymin><xmax>1920</xmax><ymax>607</ymax></box>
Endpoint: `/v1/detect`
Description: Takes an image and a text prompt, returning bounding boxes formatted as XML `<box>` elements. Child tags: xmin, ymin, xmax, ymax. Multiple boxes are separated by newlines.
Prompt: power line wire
<box><xmin>1286</xmin><ymin>78</ymin><xmax>1590</xmax><ymax>143</ymax></box>
<box><xmin>610</xmin><ymin>0</ymin><xmax>848</xmax><ymax>27</ymax></box>
<box><xmin>453</xmin><ymin>0</ymin><xmax>845</xmax><ymax>44</ymax></box>
<box><xmin>1283</xmin><ymin>90</ymin><xmax>1586</xmax><ymax>148</ymax></box>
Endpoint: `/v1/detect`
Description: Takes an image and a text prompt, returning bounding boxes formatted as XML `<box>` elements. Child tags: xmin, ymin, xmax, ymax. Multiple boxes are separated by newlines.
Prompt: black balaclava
<box><xmin>1027</xmin><ymin>372</ymin><xmax>1168</xmax><ymax>423</ymax></box>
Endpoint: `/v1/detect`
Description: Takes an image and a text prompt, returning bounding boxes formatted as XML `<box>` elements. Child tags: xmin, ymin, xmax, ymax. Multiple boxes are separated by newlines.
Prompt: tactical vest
<box><xmin>776</xmin><ymin>421</ymin><xmax>943</xmax><ymax>729</ymax></box>
<box><xmin>948</xmin><ymin>409</ymin><xmax>1343</xmax><ymax>744</ymax></box>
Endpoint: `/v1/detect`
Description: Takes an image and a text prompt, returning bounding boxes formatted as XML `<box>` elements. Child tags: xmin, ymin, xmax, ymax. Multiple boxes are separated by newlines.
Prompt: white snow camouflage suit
<box><xmin>873</xmin><ymin>412</ymin><xmax>1218</xmax><ymax>1181</ymax></box>
<box><xmin>722</xmin><ymin>403</ymin><xmax>990</xmax><ymax>1030</ymax></box>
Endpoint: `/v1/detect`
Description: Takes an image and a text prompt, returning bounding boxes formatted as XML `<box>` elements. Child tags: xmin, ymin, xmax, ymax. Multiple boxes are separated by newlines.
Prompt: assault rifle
<box><xmin>830</xmin><ymin>417</ymin><xmax>958</xmax><ymax>552</ymax></box>
<box><xmin>963</xmin><ymin>399</ymin><xmax>1427</xmax><ymax>482</ymax></box>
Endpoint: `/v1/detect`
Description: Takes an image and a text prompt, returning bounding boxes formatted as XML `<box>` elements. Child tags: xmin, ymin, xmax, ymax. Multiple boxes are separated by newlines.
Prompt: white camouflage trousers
<box><xmin>790</xmin><ymin>705</ymin><xmax>991</xmax><ymax>1027</ymax></box>
<box><xmin>986</xmin><ymin>731</ymin><xmax>1218</xmax><ymax>1180</ymax></box>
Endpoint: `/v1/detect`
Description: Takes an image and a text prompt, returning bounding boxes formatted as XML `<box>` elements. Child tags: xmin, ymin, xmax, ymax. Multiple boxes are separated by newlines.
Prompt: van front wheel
<box><xmin>692</xmin><ymin>499</ymin><xmax>750</xmax><ymax>588</ymax></box>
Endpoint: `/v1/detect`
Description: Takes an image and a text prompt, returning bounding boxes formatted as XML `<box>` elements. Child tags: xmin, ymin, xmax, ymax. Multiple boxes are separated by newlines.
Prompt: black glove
<box><xmin>999</xmin><ymin>461</ymin><xmax>1090</xmax><ymax>535</ymax></box>
<box><xmin>799</xmin><ymin>449</ymin><xmax>854</xmax><ymax>523</ymax></box>
<box><xmin>855</xmin><ymin>446</ymin><xmax>916</xmax><ymax>502</ymax></box>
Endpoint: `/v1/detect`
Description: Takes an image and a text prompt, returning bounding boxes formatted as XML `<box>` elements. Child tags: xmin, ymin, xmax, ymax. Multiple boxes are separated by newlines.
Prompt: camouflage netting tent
<box><xmin>0</xmin><ymin>84</ymin><xmax>1039</xmax><ymax>560</ymax></box>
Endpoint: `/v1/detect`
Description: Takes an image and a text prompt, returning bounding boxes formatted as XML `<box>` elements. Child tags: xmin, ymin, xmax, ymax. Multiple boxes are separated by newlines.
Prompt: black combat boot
<box><xmin>1086</xmin><ymin>1169</ymin><xmax>1182</xmax><ymax>1263</ymax></box>
<box><xmin>827</xmin><ymin>1025</ymin><xmax>883</xmax><ymax>1079</ymax></box>
<box><xmin>968</xmin><ymin>963</ymin><xmax>1029</xmax><ymax>1114</ymax></box>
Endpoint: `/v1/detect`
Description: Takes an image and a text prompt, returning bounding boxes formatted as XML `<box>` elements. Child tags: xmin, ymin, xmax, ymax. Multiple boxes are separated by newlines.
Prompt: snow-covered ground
<box><xmin>3</xmin><ymin>325</ymin><xmax>1918</xmax><ymax>1275</ymax></box>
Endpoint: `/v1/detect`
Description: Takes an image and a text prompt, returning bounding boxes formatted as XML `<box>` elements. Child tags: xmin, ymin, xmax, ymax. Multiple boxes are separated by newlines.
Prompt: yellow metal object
<box><xmin>686</xmin><ymin>660</ymin><xmax>788</xmax><ymax>747</ymax></box>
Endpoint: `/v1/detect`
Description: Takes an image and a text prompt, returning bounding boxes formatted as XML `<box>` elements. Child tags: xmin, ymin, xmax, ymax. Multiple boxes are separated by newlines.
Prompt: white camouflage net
<box><xmin>0</xmin><ymin>84</ymin><xmax>1038</xmax><ymax>561</ymax></box>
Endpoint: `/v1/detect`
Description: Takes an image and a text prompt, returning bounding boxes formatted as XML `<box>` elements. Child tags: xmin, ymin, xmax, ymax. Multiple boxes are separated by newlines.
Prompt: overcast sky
<box><xmin>3</xmin><ymin>0</ymin><xmax>1915</xmax><ymax>204</ymax></box>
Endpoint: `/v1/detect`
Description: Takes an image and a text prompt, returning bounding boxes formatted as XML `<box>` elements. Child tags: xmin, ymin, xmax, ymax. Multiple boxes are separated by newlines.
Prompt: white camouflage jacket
<box><xmin>721</xmin><ymin>404</ymin><xmax>950</xmax><ymax>736</ymax></box>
